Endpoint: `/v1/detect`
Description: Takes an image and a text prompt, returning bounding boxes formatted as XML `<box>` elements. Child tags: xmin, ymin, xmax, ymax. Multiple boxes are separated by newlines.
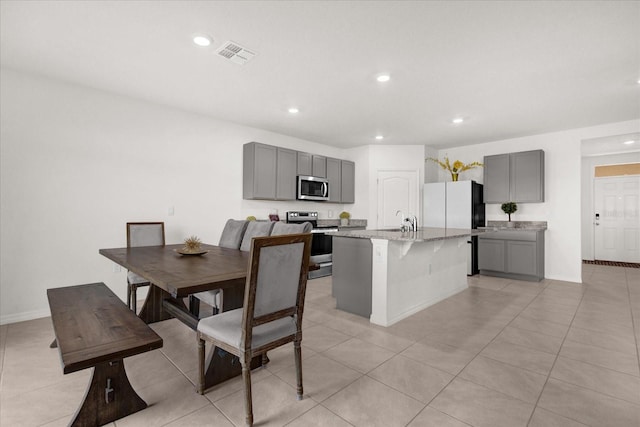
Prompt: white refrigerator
<box><xmin>423</xmin><ymin>180</ymin><xmax>485</xmax><ymax>274</ymax></box>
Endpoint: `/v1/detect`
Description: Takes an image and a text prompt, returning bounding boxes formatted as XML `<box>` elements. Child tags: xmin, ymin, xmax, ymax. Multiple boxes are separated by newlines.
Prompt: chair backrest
<box><xmin>270</xmin><ymin>221</ymin><xmax>313</xmax><ymax>235</ymax></box>
<box><xmin>218</xmin><ymin>219</ymin><xmax>249</xmax><ymax>249</ymax></box>
<box><xmin>126</xmin><ymin>222</ymin><xmax>165</xmax><ymax>248</ymax></box>
<box><xmin>241</xmin><ymin>233</ymin><xmax>312</xmax><ymax>350</ymax></box>
<box><xmin>239</xmin><ymin>221</ymin><xmax>275</xmax><ymax>252</ymax></box>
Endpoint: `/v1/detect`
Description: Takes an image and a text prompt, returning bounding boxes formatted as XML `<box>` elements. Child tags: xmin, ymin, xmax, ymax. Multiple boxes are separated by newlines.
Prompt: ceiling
<box><xmin>1</xmin><ymin>1</ymin><xmax>639</xmax><ymax>149</ymax></box>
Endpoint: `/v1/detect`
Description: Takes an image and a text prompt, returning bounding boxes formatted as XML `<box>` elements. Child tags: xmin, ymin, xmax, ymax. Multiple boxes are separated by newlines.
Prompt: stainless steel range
<box><xmin>286</xmin><ymin>211</ymin><xmax>337</xmax><ymax>279</ymax></box>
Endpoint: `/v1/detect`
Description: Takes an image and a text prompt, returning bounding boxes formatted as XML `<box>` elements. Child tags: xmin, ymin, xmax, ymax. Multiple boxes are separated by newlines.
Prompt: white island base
<box><xmin>370</xmin><ymin>237</ymin><xmax>468</xmax><ymax>326</ymax></box>
<box><xmin>331</xmin><ymin>228</ymin><xmax>475</xmax><ymax>327</ymax></box>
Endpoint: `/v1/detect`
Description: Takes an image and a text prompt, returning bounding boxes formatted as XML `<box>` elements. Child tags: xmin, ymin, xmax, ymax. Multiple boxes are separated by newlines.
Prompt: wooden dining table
<box><xmin>99</xmin><ymin>243</ymin><xmax>262</xmax><ymax>388</ymax></box>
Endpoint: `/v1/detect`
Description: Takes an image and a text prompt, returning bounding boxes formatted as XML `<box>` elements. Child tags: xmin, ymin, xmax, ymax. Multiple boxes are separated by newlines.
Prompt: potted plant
<box><xmin>339</xmin><ymin>211</ymin><xmax>350</xmax><ymax>226</ymax></box>
<box><xmin>501</xmin><ymin>202</ymin><xmax>518</xmax><ymax>227</ymax></box>
<box><xmin>427</xmin><ymin>156</ymin><xmax>483</xmax><ymax>181</ymax></box>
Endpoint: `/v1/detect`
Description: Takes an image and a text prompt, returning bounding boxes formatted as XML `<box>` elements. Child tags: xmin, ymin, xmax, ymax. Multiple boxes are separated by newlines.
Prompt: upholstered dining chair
<box><xmin>190</xmin><ymin>219</ymin><xmax>249</xmax><ymax>317</ymax></box>
<box><xmin>270</xmin><ymin>221</ymin><xmax>313</xmax><ymax>235</ymax></box>
<box><xmin>196</xmin><ymin>233</ymin><xmax>312</xmax><ymax>426</ymax></box>
<box><xmin>126</xmin><ymin>222</ymin><xmax>165</xmax><ymax>313</ymax></box>
<box><xmin>239</xmin><ymin>220</ymin><xmax>276</xmax><ymax>252</ymax></box>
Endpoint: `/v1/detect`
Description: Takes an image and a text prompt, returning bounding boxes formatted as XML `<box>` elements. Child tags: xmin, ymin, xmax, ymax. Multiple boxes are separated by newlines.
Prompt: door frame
<box><xmin>593</xmin><ymin>173</ymin><xmax>640</xmax><ymax>262</ymax></box>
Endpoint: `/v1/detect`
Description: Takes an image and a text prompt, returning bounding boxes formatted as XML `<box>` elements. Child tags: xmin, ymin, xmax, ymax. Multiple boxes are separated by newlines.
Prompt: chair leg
<box><xmin>131</xmin><ymin>284</ymin><xmax>137</xmax><ymax>314</ymax></box>
<box><xmin>126</xmin><ymin>282</ymin><xmax>132</xmax><ymax>309</ymax></box>
<box><xmin>241</xmin><ymin>356</ymin><xmax>253</xmax><ymax>426</ymax></box>
<box><xmin>189</xmin><ymin>295</ymin><xmax>200</xmax><ymax>317</ymax></box>
<box><xmin>294</xmin><ymin>340</ymin><xmax>303</xmax><ymax>400</ymax></box>
<box><xmin>197</xmin><ymin>337</ymin><xmax>205</xmax><ymax>395</ymax></box>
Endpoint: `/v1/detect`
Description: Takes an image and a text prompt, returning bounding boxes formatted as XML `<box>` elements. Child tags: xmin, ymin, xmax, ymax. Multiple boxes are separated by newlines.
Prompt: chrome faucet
<box><xmin>406</xmin><ymin>214</ymin><xmax>418</xmax><ymax>232</ymax></box>
<box><xmin>396</xmin><ymin>210</ymin><xmax>418</xmax><ymax>232</ymax></box>
<box><xmin>396</xmin><ymin>210</ymin><xmax>409</xmax><ymax>232</ymax></box>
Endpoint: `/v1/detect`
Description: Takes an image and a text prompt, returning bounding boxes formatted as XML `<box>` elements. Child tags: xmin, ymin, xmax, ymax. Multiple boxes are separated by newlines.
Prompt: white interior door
<box><xmin>377</xmin><ymin>170</ymin><xmax>419</xmax><ymax>229</ymax></box>
<box><xmin>594</xmin><ymin>175</ymin><xmax>640</xmax><ymax>262</ymax></box>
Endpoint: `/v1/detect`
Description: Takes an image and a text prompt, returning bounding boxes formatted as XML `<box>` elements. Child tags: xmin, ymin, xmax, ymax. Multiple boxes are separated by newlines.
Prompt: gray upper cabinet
<box><xmin>245</xmin><ymin>142</ymin><xmax>355</xmax><ymax>203</ymax></box>
<box><xmin>276</xmin><ymin>147</ymin><xmax>297</xmax><ymax>200</ymax></box>
<box><xmin>326</xmin><ymin>157</ymin><xmax>342</xmax><ymax>202</ymax></box>
<box><xmin>297</xmin><ymin>152</ymin><xmax>312</xmax><ymax>176</ymax></box>
<box><xmin>483</xmin><ymin>154</ymin><xmax>510</xmax><ymax>203</ymax></box>
<box><xmin>483</xmin><ymin>149</ymin><xmax>544</xmax><ymax>203</ymax></box>
<box><xmin>298</xmin><ymin>152</ymin><xmax>327</xmax><ymax>177</ymax></box>
<box><xmin>511</xmin><ymin>150</ymin><xmax>544</xmax><ymax>202</ymax></box>
<box><xmin>341</xmin><ymin>160</ymin><xmax>355</xmax><ymax>204</ymax></box>
<box><xmin>244</xmin><ymin>142</ymin><xmax>277</xmax><ymax>199</ymax></box>
<box><xmin>312</xmin><ymin>155</ymin><xmax>327</xmax><ymax>178</ymax></box>
<box><xmin>244</xmin><ymin>142</ymin><xmax>296</xmax><ymax>200</ymax></box>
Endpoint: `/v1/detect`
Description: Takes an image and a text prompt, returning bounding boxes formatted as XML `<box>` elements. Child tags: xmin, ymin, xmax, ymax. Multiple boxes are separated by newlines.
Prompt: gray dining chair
<box><xmin>270</xmin><ymin>221</ymin><xmax>313</xmax><ymax>235</ymax></box>
<box><xmin>190</xmin><ymin>219</ymin><xmax>249</xmax><ymax>317</ymax></box>
<box><xmin>126</xmin><ymin>222</ymin><xmax>165</xmax><ymax>313</ymax></box>
<box><xmin>196</xmin><ymin>233</ymin><xmax>312</xmax><ymax>426</ymax></box>
<box><xmin>239</xmin><ymin>220</ymin><xmax>276</xmax><ymax>252</ymax></box>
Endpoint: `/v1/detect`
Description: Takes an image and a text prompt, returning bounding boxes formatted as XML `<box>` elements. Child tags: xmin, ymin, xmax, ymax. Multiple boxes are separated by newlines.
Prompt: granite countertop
<box><xmin>330</xmin><ymin>227</ymin><xmax>487</xmax><ymax>242</ymax></box>
<box><xmin>480</xmin><ymin>221</ymin><xmax>548</xmax><ymax>231</ymax></box>
<box><xmin>317</xmin><ymin>219</ymin><xmax>367</xmax><ymax>228</ymax></box>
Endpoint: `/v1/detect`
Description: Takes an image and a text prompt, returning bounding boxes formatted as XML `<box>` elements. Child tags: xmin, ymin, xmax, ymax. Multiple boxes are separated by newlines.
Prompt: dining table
<box><xmin>99</xmin><ymin>243</ymin><xmax>263</xmax><ymax>388</ymax></box>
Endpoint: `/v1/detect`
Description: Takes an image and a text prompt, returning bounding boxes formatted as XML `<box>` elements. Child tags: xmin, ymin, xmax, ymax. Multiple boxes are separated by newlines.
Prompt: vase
<box><xmin>451</xmin><ymin>173</ymin><xmax>459</xmax><ymax>181</ymax></box>
<box><xmin>340</xmin><ymin>218</ymin><xmax>349</xmax><ymax>226</ymax></box>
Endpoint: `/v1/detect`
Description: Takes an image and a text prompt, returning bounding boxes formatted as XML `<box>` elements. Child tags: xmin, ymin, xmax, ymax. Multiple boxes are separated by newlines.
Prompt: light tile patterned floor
<box><xmin>1</xmin><ymin>264</ymin><xmax>639</xmax><ymax>426</ymax></box>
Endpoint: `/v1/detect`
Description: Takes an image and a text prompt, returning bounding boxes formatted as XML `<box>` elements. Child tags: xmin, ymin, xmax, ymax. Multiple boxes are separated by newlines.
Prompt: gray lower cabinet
<box><xmin>478</xmin><ymin>230</ymin><xmax>544</xmax><ymax>281</ymax></box>
<box><xmin>478</xmin><ymin>238</ymin><xmax>505</xmax><ymax>272</ymax></box>
<box><xmin>243</xmin><ymin>142</ymin><xmax>296</xmax><ymax>200</ymax></box>
<box><xmin>332</xmin><ymin>236</ymin><xmax>372</xmax><ymax>318</ymax></box>
<box><xmin>341</xmin><ymin>160</ymin><xmax>355</xmax><ymax>203</ymax></box>
<box><xmin>484</xmin><ymin>150</ymin><xmax>544</xmax><ymax>203</ymax></box>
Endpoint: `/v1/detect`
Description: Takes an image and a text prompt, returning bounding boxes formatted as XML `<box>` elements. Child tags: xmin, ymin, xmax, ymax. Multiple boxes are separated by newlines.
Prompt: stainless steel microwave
<box><xmin>297</xmin><ymin>175</ymin><xmax>329</xmax><ymax>201</ymax></box>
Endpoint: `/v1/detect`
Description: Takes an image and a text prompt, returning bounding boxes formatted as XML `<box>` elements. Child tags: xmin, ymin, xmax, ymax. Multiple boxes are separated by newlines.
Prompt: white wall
<box><xmin>581</xmin><ymin>152</ymin><xmax>640</xmax><ymax>260</ymax></box>
<box><xmin>0</xmin><ymin>68</ymin><xmax>349</xmax><ymax>324</ymax></box>
<box><xmin>437</xmin><ymin>119</ymin><xmax>640</xmax><ymax>283</ymax></box>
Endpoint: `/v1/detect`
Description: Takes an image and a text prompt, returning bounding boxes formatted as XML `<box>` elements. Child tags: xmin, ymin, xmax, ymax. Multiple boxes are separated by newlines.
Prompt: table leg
<box><xmin>203</xmin><ymin>346</ymin><xmax>263</xmax><ymax>389</ymax></box>
<box><xmin>138</xmin><ymin>285</ymin><xmax>174</xmax><ymax>324</ymax></box>
<box><xmin>70</xmin><ymin>359</ymin><xmax>147</xmax><ymax>426</ymax></box>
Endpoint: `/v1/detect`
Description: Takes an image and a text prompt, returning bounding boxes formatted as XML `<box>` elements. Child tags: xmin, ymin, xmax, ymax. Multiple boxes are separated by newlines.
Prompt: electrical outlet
<box><xmin>168</xmin><ymin>206</ymin><xmax>175</xmax><ymax>216</ymax></box>
<box><xmin>113</xmin><ymin>264</ymin><xmax>121</xmax><ymax>273</ymax></box>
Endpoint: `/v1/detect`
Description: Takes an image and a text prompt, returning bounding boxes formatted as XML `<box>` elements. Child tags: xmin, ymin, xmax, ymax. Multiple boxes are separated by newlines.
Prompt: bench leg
<box><xmin>70</xmin><ymin>359</ymin><xmax>147</xmax><ymax>426</ymax></box>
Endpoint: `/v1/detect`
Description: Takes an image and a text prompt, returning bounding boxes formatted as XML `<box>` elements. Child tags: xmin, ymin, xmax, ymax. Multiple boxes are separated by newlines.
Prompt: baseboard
<box><xmin>0</xmin><ymin>309</ymin><xmax>50</xmax><ymax>326</ymax></box>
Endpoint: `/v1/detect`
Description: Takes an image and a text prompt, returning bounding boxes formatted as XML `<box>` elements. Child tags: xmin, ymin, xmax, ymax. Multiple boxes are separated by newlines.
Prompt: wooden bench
<box><xmin>47</xmin><ymin>282</ymin><xmax>163</xmax><ymax>426</ymax></box>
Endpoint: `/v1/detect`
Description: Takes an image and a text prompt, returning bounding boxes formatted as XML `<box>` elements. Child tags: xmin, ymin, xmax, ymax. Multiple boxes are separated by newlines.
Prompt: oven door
<box><xmin>309</xmin><ymin>227</ymin><xmax>337</xmax><ymax>278</ymax></box>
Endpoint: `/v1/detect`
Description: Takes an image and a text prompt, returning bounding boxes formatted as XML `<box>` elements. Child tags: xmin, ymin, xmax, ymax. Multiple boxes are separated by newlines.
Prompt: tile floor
<box><xmin>1</xmin><ymin>264</ymin><xmax>639</xmax><ymax>426</ymax></box>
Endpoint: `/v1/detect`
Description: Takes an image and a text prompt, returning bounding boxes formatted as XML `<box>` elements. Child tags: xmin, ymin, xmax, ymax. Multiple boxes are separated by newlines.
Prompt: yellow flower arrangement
<box><xmin>427</xmin><ymin>156</ymin><xmax>483</xmax><ymax>181</ymax></box>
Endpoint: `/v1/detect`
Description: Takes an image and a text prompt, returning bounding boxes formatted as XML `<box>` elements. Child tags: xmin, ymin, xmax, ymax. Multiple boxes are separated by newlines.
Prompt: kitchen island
<box><xmin>331</xmin><ymin>228</ymin><xmax>484</xmax><ymax>327</ymax></box>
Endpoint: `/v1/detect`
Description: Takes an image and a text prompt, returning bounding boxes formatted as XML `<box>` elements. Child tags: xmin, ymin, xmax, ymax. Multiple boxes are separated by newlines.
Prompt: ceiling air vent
<box><xmin>216</xmin><ymin>41</ymin><xmax>256</xmax><ymax>65</ymax></box>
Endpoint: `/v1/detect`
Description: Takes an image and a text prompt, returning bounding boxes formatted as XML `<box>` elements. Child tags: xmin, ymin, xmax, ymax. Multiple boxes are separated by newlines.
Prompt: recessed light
<box><xmin>376</xmin><ymin>74</ymin><xmax>391</xmax><ymax>83</ymax></box>
<box><xmin>193</xmin><ymin>34</ymin><xmax>212</xmax><ymax>47</ymax></box>
<box><xmin>623</xmin><ymin>140</ymin><xmax>636</xmax><ymax>145</ymax></box>
<box><xmin>288</xmin><ymin>107</ymin><xmax>299</xmax><ymax>114</ymax></box>
<box><xmin>452</xmin><ymin>117</ymin><xmax>465</xmax><ymax>124</ymax></box>
<box><xmin>375</xmin><ymin>135</ymin><xmax>384</xmax><ymax>140</ymax></box>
